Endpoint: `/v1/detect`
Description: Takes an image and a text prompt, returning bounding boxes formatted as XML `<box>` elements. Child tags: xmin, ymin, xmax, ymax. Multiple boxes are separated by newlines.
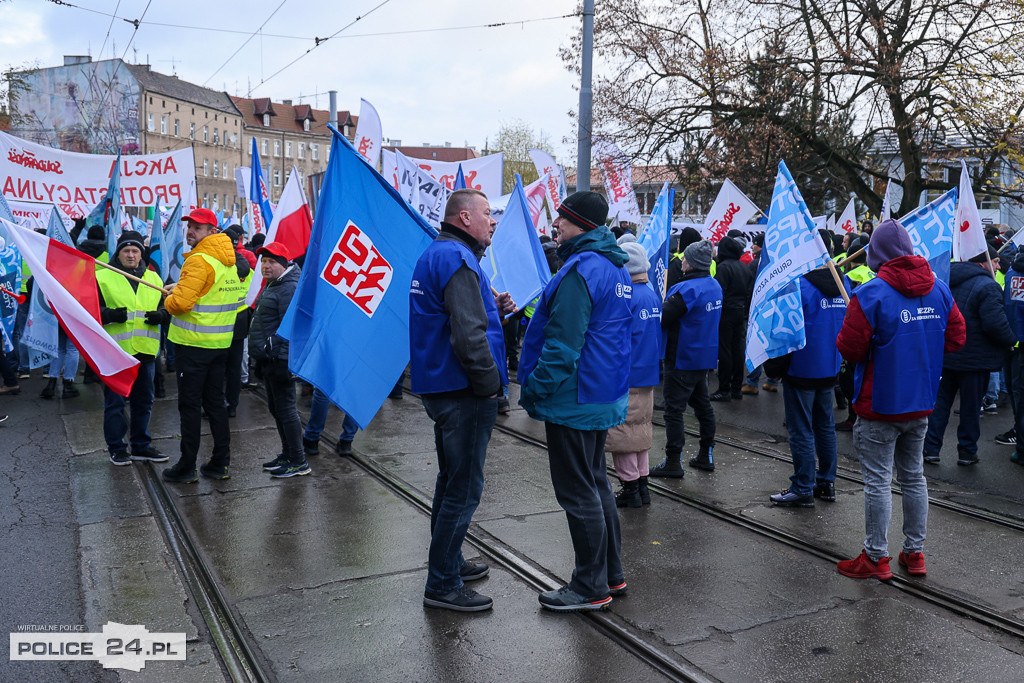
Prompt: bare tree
<box><xmin>490</xmin><ymin>119</ymin><xmax>557</xmax><ymax>194</ymax></box>
<box><xmin>567</xmin><ymin>0</ymin><xmax>1024</xmax><ymax>215</ymax></box>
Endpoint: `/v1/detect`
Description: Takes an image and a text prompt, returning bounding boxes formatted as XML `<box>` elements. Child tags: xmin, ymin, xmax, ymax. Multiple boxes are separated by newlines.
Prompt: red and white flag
<box><xmin>836</xmin><ymin>197</ymin><xmax>857</xmax><ymax>234</ymax></box>
<box><xmin>354</xmin><ymin>98</ymin><xmax>383</xmax><ymax>168</ymax></box>
<box><xmin>1</xmin><ymin>218</ymin><xmax>139</xmax><ymax>395</ymax></box>
<box><xmin>701</xmin><ymin>178</ymin><xmax>761</xmax><ymax>244</ymax></box>
<box><xmin>245</xmin><ymin>166</ymin><xmax>313</xmax><ymax>305</ymax></box>
<box><xmin>953</xmin><ymin>160</ymin><xmax>988</xmax><ymax>262</ymax></box>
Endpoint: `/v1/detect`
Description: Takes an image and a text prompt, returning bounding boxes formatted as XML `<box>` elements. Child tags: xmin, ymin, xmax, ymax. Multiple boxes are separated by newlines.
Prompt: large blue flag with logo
<box><xmin>162</xmin><ymin>201</ymin><xmax>185</xmax><ymax>282</ymax></box>
<box><xmin>249</xmin><ymin>138</ymin><xmax>274</xmax><ymax>236</ymax></box>
<box><xmin>637</xmin><ymin>181</ymin><xmax>674</xmax><ymax>299</ymax></box>
<box><xmin>0</xmin><ymin>194</ymin><xmax>20</xmax><ymax>351</ymax></box>
<box><xmin>103</xmin><ymin>154</ymin><xmax>123</xmax><ymax>257</ymax></box>
<box><xmin>899</xmin><ymin>187</ymin><xmax>957</xmax><ymax>284</ymax></box>
<box><xmin>480</xmin><ymin>175</ymin><xmax>550</xmax><ymax>309</ymax></box>
<box><xmin>22</xmin><ymin>206</ymin><xmax>76</xmax><ymax>366</ymax></box>
<box><xmin>745</xmin><ymin>161</ymin><xmax>831</xmax><ymax>371</ymax></box>
<box><xmin>278</xmin><ymin>127</ymin><xmax>437</xmax><ymax>429</ymax></box>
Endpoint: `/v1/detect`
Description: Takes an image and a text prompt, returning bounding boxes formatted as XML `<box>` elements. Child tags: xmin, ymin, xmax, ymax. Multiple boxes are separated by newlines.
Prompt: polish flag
<box><xmin>245</xmin><ymin>166</ymin><xmax>313</xmax><ymax>305</ymax></box>
<box><xmin>2</xmin><ymin>218</ymin><xmax>139</xmax><ymax>395</ymax></box>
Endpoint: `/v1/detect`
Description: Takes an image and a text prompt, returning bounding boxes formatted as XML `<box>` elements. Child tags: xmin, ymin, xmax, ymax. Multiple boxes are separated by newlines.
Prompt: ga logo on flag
<box><xmin>321</xmin><ymin>220</ymin><xmax>393</xmax><ymax>317</ymax></box>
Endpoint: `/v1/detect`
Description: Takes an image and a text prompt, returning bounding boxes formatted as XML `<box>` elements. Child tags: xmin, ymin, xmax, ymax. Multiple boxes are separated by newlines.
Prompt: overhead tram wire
<box><xmin>203</xmin><ymin>0</ymin><xmax>290</xmax><ymax>87</ymax></box>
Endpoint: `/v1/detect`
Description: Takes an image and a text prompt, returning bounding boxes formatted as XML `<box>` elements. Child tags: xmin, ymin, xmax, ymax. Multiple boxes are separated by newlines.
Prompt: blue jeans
<box><xmin>854</xmin><ymin>417</ymin><xmax>929</xmax><ymax>561</ymax></box>
<box><xmin>48</xmin><ymin>330</ymin><xmax>79</xmax><ymax>380</ymax></box>
<box><xmin>782</xmin><ymin>382</ymin><xmax>837</xmax><ymax>495</ymax></box>
<box><xmin>103</xmin><ymin>358</ymin><xmax>155</xmax><ymax>454</ymax></box>
<box><xmin>304</xmin><ymin>388</ymin><xmax>359</xmax><ymax>443</ymax></box>
<box><xmin>924</xmin><ymin>369</ymin><xmax>987</xmax><ymax>457</ymax></box>
<box><xmin>546</xmin><ymin>423</ymin><xmax>623</xmax><ymax>599</ymax></box>
<box><xmin>744</xmin><ymin>365</ymin><xmax>779</xmax><ymax>388</ymax></box>
<box><xmin>421</xmin><ymin>395</ymin><xmax>497</xmax><ymax>594</ymax></box>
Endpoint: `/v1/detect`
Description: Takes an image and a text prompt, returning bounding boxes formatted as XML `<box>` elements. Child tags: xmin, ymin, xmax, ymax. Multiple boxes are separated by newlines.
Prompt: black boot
<box><xmin>303</xmin><ymin>437</ymin><xmax>320</xmax><ymax>457</ymax></box>
<box><xmin>638</xmin><ymin>476</ymin><xmax>651</xmax><ymax>505</ymax></box>
<box><xmin>649</xmin><ymin>458</ymin><xmax>685</xmax><ymax>478</ymax></box>
<box><xmin>615</xmin><ymin>479</ymin><xmax>642</xmax><ymax>508</ymax></box>
<box><xmin>688</xmin><ymin>445</ymin><xmax>715</xmax><ymax>471</ymax></box>
<box><xmin>834</xmin><ymin>385</ymin><xmax>847</xmax><ymax>410</ymax></box>
<box><xmin>40</xmin><ymin>377</ymin><xmax>57</xmax><ymax>399</ymax></box>
<box><xmin>61</xmin><ymin>379</ymin><xmax>80</xmax><ymax>398</ymax></box>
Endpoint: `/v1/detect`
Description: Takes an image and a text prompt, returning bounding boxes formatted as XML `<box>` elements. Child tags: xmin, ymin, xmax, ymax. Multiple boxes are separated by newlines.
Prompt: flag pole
<box><xmin>94</xmin><ymin>259</ymin><xmax>171</xmax><ymax>296</ymax></box>
<box><xmin>985</xmin><ymin>253</ymin><xmax>999</xmax><ymax>281</ymax></box>
<box><xmin>826</xmin><ymin>259</ymin><xmax>850</xmax><ymax>304</ymax></box>
<box><xmin>835</xmin><ymin>246</ymin><xmax>866</xmax><ymax>269</ymax></box>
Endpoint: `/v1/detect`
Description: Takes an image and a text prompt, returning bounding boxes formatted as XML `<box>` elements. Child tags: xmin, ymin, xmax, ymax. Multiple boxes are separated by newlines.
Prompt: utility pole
<box><xmin>576</xmin><ymin>0</ymin><xmax>595</xmax><ymax>192</ymax></box>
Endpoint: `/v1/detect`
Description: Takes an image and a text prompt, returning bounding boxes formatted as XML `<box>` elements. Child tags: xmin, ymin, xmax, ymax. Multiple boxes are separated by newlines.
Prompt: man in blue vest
<box><xmin>765</xmin><ymin>257</ymin><xmax>850</xmax><ymax>507</ymax></box>
<box><xmin>651</xmin><ymin>239</ymin><xmax>722</xmax><ymax>477</ymax></box>
<box><xmin>836</xmin><ymin>219</ymin><xmax>965</xmax><ymax>580</ymax></box>
<box><xmin>410</xmin><ymin>189</ymin><xmax>513</xmax><ymax>613</ymax></box>
<box><xmin>519</xmin><ymin>191</ymin><xmax>632</xmax><ymax>612</ymax></box>
<box><xmin>1002</xmin><ymin>249</ymin><xmax>1024</xmax><ymax>464</ymax></box>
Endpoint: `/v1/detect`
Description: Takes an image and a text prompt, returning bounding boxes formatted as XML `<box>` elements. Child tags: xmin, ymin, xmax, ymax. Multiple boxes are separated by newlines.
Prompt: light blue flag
<box><xmin>745</xmin><ymin>160</ymin><xmax>830</xmax><ymax>372</ymax></box>
<box><xmin>149</xmin><ymin>200</ymin><xmax>165</xmax><ymax>280</ymax></box>
<box><xmin>480</xmin><ymin>175</ymin><xmax>551</xmax><ymax>310</ymax></box>
<box><xmin>131</xmin><ymin>215</ymin><xmax>148</xmax><ymax>237</ymax></box>
<box><xmin>162</xmin><ymin>201</ymin><xmax>185</xmax><ymax>282</ymax></box>
<box><xmin>0</xmin><ymin>194</ymin><xmax>21</xmax><ymax>352</ymax></box>
<box><xmin>900</xmin><ymin>187</ymin><xmax>958</xmax><ymax>283</ymax></box>
<box><xmin>277</xmin><ymin>127</ymin><xmax>437</xmax><ymax>429</ymax></box>
<box><xmin>21</xmin><ymin>207</ymin><xmax>76</xmax><ymax>366</ymax></box>
<box><xmin>637</xmin><ymin>181</ymin><xmax>674</xmax><ymax>299</ymax></box>
<box><xmin>104</xmin><ymin>154</ymin><xmax>123</xmax><ymax>257</ymax></box>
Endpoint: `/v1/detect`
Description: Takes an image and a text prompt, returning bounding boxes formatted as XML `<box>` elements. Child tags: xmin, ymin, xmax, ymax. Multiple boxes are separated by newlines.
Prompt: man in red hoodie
<box><xmin>835</xmin><ymin>219</ymin><xmax>965</xmax><ymax>580</ymax></box>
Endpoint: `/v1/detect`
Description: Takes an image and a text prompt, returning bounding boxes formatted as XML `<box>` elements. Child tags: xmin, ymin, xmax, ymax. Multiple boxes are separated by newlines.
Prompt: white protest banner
<box><xmin>836</xmin><ymin>197</ymin><xmax>857</xmax><ymax>234</ymax></box>
<box><xmin>593</xmin><ymin>138</ymin><xmax>643</xmax><ymax>225</ymax></box>
<box><xmin>8</xmin><ymin>200</ymin><xmax>73</xmax><ymax>233</ymax></box>
<box><xmin>489</xmin><ymin>174</ymin><xmax>552</xmax><ymax>235</ymax></box>
<box><xmin>0</xmin><ymin>131</ymin><xmax>197</xmax><ymax>218</ymax></box>
<box><xmin>528</xmin><ymin>149</ymin><xmax>566</xmax><ymax>210</ymax></box>
<box><xmin>354</xmin><ymin>99</ymin><xmax>383</xmax><ymax>168</ymax></box>
<box><xmin>381</xmin><ymin>149</ymin><xmax>504</xmax><ymax>199</ymax></box>
<box><xmin>701</xmin><ymin>178</ymin><xmax>761</xmax><ymax>245</ymax></box>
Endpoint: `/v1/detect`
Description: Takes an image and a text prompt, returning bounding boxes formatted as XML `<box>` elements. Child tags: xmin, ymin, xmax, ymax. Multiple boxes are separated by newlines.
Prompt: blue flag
<box><xmin>637</xmin><ymin>181</ymin><xmax>674</xmax><ymax>299</ymax></box>
<box><xmin>104</xmin><ymin>154</ymin><xmax>123</xmax><ymax>257</ymax></box>
<box><xmin>277</xmin><ymin>128</ymin><xmax>437</xmax><ymax>429</ymax></box>
<box><xmin>149</xmin><ymin>201</ymin><xmax>165</xmax><ymax>279</ymax></box>
<box><xmin>249</xmin><ymin>138</ymin><xmax>274</xmax><ymax>235</ymax></box>
<box><xmin>453</xmin><ymin>164</ymin><xmax>467</xmax><ymax>190</ymax></box>
<box><xmin>162</xmin><ymin>201</ymin><xmax>185</xmax><ymax>282</ymax></box>
<box><xmin>22</xmin><ymin>206</ymin><xmax>76</xmax><ymax>366</ymax></box>
<box><xmin>0</xmin><ymin>194</ymin><xmax>20</xmax><ymax>352</ymax></box>
<box><xmin>900</xmin><ymin>187</ymin><xmax>958</xmax><ymax>284</ymax></box>
<box><xmin>745</xmin><ymin>160</ymin><xmax>830</xmax><ymax>371</ymax></box>
<box><xmin>480</xmin><ymin>175</ymin><xmax>551</xmax><ymax>309</ymax></box>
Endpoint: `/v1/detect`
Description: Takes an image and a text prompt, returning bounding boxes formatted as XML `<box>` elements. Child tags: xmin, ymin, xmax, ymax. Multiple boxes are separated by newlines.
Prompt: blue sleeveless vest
<box><xmin>519</xmin><ymin>251</ymin><xmax>632</xmax><ymax>403</ymax></box>
<box><xmin>628</xmin><ymin>281</ymin><xmax>662</xmax><ymax>387</ymax></box>
<box><xmin>409</xmin><ymin>239</ymin><xmax>508</xmax><ymax>394</ymax></box>
<box><xmin>665</xmin><ymin>276</ymin><xmax>722</xmax><ymax>370</ymax></box>
<box><xmin>788</xmin><ymin>276</ymin><xmax>849</xmax><ymax>379</ymax></box>
<box><xmin>852</xmin><ymin>276</ymin><xmax>953</xmax><ymax>414</ymax></box>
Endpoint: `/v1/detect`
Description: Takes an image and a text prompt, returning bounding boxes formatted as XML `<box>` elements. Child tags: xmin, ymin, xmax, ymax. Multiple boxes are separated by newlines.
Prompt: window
<box><xmin>223</xmin><ymin>194</ymin><xmax>229</xmax><ymax>210</ymax></box>
<box><xmin>274</xmin><ymin>169</ymin><xmax>281</xmax><ymax>187</ymax></box>
<box><xmin>303</xmin><ymin>119</ymin><xmax>310</xmax><ymax>132</ymax></box>
<box><xmin>161</xmin><ymin>100</ymin><xmax>166</xmax><ymax>108</ymax></box>
<box><xmin>261</xmin><ymin>138</ymin><xmax>268</xmax><ymax>156</ymax></box>
<box><xmin>298</xmin><ymin>142</ymin><xmax>305</xmax><ymax>160</ymax></box>
<box><xmin>285</xmin><ymin>141</ymin><xmax>293</xmax><ymax>158</ymax></box>
<box><xmin>147</xmin><ymin>113</ymin><xmax>154</xmax><ymax>132</ymax></box>
<box><xmin>203</xmin><ymin>159</ymin><xmax>209</xmax><ymax>176</ymax></box>
<box><xmin>213</xmin><ymin>127</ymin><xmax>219</xmax><ymax>144</ymax></box>
<box><xmin>343</xmin><ymin>124</ymin><xmax>350</xmax><ymax>137</ymax></box>
<box><xmin>311</xmin><ymin>143</ymin><xmax>319</xmax><ymax>161</ymax></box>
<box><xmin>203</xmin><ymin>126</ymin><xmax>209</xmax><ymax>143</ymax></box>
<box><xmin>174</xmin><ymin>119</ymin><xmax>180</xmax><ymax>137</ymax></box>
<box><xmin>189</xmin><ymin>122</ymin><xmax>195</xmax><ymax>140</ymax></box>
<box><xmin>213</xmin><ymin>161</ymin><xmax>219</xmax><ymax>178</ymax></box>
<box><xmin>160</xmin><ymin>116</ymin><xmax>167</xmax><ymax>135</ymax></box>
<box><xmin>263</xmin><ymin>113</ymin><xmax>271</xmax><ymax>127</ymax></box>
<box><xmin>273</xmin><ymin>140</ymin><xmax>281</xmax><ymax>157</ymax></box>
<box><xmin>222</xmin><ymin>162</ymin><xmax>228</xmax><ymax>178</ymax></box>
<box><xmin>203</xmin><ymin>193</ymin><xmax>209</xmax><ymax>206</ymax></box>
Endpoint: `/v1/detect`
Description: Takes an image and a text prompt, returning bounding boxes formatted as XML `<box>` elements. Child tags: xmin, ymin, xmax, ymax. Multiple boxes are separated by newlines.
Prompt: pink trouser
<box><xmin>612</xmin><ymin>450</ymin><xmax>650</xmax><ymax>482</ymax></box>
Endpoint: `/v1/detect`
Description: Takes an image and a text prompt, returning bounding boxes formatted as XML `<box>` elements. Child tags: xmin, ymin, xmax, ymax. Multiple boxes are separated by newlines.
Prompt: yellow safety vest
<box><xmin>96</xmin><ymin>267</ymin><xmax>163</xmax><ymax>356</ymax></box>
<box><xmin>996</xmin><ymin>270</ymin><xmax>1005</xmax><ymax>288</ymax></box>
<box><xmin>168</xmin><ymin>253</ymin><xmax>243</xmax><ymax>349</ymax></box>
<box><xmin>20</xmin><ymin>259</ymin><xmax>31</xmax><ymax>293</ymax></box>
<box><xmin>236</xmin><ymin>272</ymin><xmax>250</xmax><ymax>313</ymax></box>
<box><xmin>847</xmin><ymin>264</ymin><xmax>875</xmax><ymax>285</ymax></box>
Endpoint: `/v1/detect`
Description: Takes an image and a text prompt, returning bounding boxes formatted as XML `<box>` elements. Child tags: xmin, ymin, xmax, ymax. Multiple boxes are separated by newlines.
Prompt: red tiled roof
<box><xmin>231</xmin><ymin>96</ymin><xmax>355</xmax><ymax>136</ymax></box>
<box><xmin>385</xmin><ymin>145</ymin><xmax>479</xmax><ymax>162</ymax></box>
<box><xmin>567</xmin><ymin>164</ymin><xmax>678</xmax><ymax>186</ymax></box>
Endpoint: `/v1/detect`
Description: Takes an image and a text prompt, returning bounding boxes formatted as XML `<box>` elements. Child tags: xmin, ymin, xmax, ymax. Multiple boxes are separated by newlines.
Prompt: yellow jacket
<box><xmin>165</xmin><ymin>233</ymin><xmax>236</xmax><ymax>316</ymax></box>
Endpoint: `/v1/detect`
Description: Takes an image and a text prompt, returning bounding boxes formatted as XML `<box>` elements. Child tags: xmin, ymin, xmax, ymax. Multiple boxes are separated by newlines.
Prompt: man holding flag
<box><xmin>410</xmin><ymin>188</ymin><xmax>513</xmax><ymax>613</ymax></box>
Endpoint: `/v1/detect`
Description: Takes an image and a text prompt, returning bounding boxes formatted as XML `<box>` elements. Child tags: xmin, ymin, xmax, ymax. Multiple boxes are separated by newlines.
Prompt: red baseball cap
<box><xmin>182</xmin><ymin>208</ymin><xmax>219</xmax><ymax>227</ymax></box>
<box><xmin>256</xmin><ymin>242</ymin><xmax>291</xmax><ymax>261</ymax></box>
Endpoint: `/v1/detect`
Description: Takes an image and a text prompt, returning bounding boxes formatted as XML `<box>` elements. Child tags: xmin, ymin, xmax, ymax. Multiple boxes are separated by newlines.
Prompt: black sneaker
<box><xmin>423</xmin><ymin>586</ymin><xmax>492</xmax><ymax>612</ymax></box>
<box><xmin>199</xmin><ymin>463</ymin><xmax>230</xmax><ymax>480</ymax></box>
<box><xmin>335</xmin><ymin>440</ymin><xmax>353</xmax><ymax>457</ymax></box>
<box><xmin>956</xmin><ymin>453</ymin><xmax>979</xmax><ymax>466</ymax></box>
<box><xmin>460</xmin><ymin>560</ymin><xmax>489</xmax><ymax>582</ymax></box>
<box><xmin>813</xmin><ymin>482</ymin><xmax>836</xmax><ymax>502</ymax></box>
<box><xmin>923</xmin><ymin>452</ymin><xmax>940</xmax><ymax>464</ymax></box>
<box><xmin>303</xmin><ymin>437</ymin><xmax>320</xmax><ymax>456</ymax></box>
<box><xmin>270</xmin><ymin>462</ymin><xmax>311</xmax><ymax>478</ymax></box>
<box><xmin>61</xmin><ymin>382</ymin><xmax>79</xmax><ymax>398</ymax></box>
<box><xmin>110</xmin><ymin>451</ymin><xmax>132</xmax><ymax>466</ymax></box>
<box><xmin>709</xmin><ymin>391</ymin><xmax>731</xmax><ymax>402</ymax></box>
<box><xmin>130</xmin><ymin>446</ymin><xmax>168</xmax><ymax>462</ymax></box>
<box><xmin>162</xmin><ymin>464</ymin><xmax>198</xmax><ymax>483</ymax></box>
<box><xmin>262</xmin><ymin>455</ymin><xmax>288</xmax><ymax>471</ymax></box>
<box><xmin>995</xmin><ymin>430</ymin><xmax>1017</xmax><ymax>446</ymax></box>
<box><xmin>769</xmin><ymin>489</ymin><xmax>814</xmax><ymax>507</ymax></box>
<box><xmin>649</xmin><ymin>460</ymin><xmax>685</xmax><ymax>478</ymax></box>
<box><xmin>538</xmin><ymin>586</ymin><xmax>612</xmax><ymax>612</ymax></box>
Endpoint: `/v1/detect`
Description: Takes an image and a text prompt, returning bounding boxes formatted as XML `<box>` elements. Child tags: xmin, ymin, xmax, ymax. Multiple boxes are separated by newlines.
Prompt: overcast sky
<box><xmin>0</xmin><ymin>0</ymin><xmax>583</xmax><ymax>162</ymax></box>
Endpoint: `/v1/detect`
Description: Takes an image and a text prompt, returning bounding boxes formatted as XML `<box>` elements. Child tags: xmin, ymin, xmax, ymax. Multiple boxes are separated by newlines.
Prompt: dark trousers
<box><xmin>103</xmin><ymin>358</ymin><xmax>155</xmax><ymax>454</ymax></box>
<box><xmin>175</xmin><ymin>345</ymin><xmax>230</xmax><ymax>469</ymax></box>
<box><xmin>224</xmin><ymin>335</ymin><xmax>245</xmax><ymax>410</ymax></box>
<box><xmin>421</xmin><ymin>395</ymin><xmax>497</xmax><ymax>594</ymax></box>
<box><xmin>716</xmin><ymin>309</ymin><xmax>747</xmax><ymax>394</ymax></box>
<box><xmin>0</xmin><ymin>345</ymin><xmax>16</xmax><ymax>387</ymax></box>
<box><xmin>663</xmin><ymin>368</ymin><xmax>716</xmax><ymax>458</ymax></box>
<box><xmin>1013</xmin><ymin>352</ymin><xmax>1024</xmax><ymax>458</ymax></box>
<box><xmin>262</xmin><ymin>359</ymin><xmax>303</xmax><ymax>463</ymax></box>
<box><xmin>924</xmin><ymin>369</ymin><xmax>988</xmax><ymax>457</ymax></box>
<box><xmin>545</xmin><ymin>423</ymin><xmax>622</xmax><ymax>599</ymax></box>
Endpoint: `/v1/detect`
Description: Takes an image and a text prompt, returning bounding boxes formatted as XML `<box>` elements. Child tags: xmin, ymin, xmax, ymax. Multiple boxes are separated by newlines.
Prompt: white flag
<box><xmin>953</xmin><ymin>161</ymin><xmax>988</xmax><ymax>262</ymax></box>
<box><xmin>528</xmin><ymin>149</ymin><xmax>566</xmax><ymax>210</ymax></box>
<box><xmin>701</xmin><ymin>178</ymin><xmax>761</xmax><ymax>243</ymax></box>
<box><xmin>593</xmin><ymin>139</ymin><xmax>643</xmax><ymax>225</ymax></box>
<box><xmin>354</xmin><ymin>98</ymin><xmax>383</xmax><ymax>168</ymax></box>
<box><xmin>880</xmin><ymin>180</ymin><xmax>892</xmax><ymax>221</ymax></box>
<box><xmin>836</xmin><ymin>197</ymin><xmax>857</xmax><ymax>234</ymax></box>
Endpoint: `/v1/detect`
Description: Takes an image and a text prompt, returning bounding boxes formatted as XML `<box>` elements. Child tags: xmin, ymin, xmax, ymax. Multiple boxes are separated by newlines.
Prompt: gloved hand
<box><xmin>144</xmin><ymin>309</ymin><xmax>168</xmax><ymax>326</ymax></box>
<box><xmin>262</xmin><ymin>337</ymin><xmax>275</xmax><ymax>358</ymax></box>
<box><xmin>105</xmin><ymin>307</ymin><xmax>129</xmax><ymax>324</ymax></box>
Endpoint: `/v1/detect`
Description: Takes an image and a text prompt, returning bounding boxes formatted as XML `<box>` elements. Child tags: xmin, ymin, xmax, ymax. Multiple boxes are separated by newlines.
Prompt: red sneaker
<box><xmin>837</xmin><ymin>550</ymin><xmax>893</xmax><ymax>580</ymax></box>
<box><xmin>898</xmin><ymin>551</ymin><xmax>927</xmax><ymax>576</ymax></box>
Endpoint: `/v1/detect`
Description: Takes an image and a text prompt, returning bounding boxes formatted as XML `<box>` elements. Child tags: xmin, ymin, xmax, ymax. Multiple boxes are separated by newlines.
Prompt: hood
<box><xmin>193</xmin><ymin>232</ymin><xmax>236</xmax><ymax>267</ymax></box>
<box><xmin>716</xmin><ymin>236</ymin><xmax>744</xmax><ymax>262</ymax></box>
<box><xmin>1012</xmin><ymin>250</ymin><xmax>1024</xmax><ymax>273</ymax></box>
<box><xmin>557</xmin><ymin>225</ymin><xmax>629</xmax><ymax>267</ymax></box>
<box><xmin>876</xmin><ymin>254</ymin><xmax>935</xmax><ymax>297</ymax></box>
<box><xmin>803</xmin><ymin>267</ymin><xmax>841</xmax><ymax>298</ymax></box>
<box><xmin>949</xmin><ymin>261</ymin><xmax>992</xmax><ymax>289</ymax></box>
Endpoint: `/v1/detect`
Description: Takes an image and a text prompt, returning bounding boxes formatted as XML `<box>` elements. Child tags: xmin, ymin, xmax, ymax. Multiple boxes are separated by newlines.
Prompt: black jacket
<box><xmin>763</xmin><ymin>268</ymin><xmax>842</xmax><ymax>389</ymax></box>
<box><xmin>248</xmin><ymin>264</ymin><xmax>300</xmax><ymax>363</ymax></box>
<box><xmin>231</xmin><ymin>251</ymin><xmax>252</xmax><ymax>341</ymax></box>
<box><xmin>715</xmin><ymin>237</ymin><xmax>753</xmax><ymax>313</ymax></box>
<box><xmin>942</xmin><ymin>261</ymin><xmax>1015</xmax><ymax>372</ymax></box>
<box><xmin>78</xmin><ymin>238</ymin><xmax>106</xmax><ymax>260</ymax></box>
